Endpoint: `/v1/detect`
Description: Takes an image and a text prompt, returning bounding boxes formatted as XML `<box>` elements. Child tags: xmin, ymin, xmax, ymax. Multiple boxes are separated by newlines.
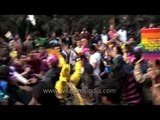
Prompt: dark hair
<box><xmin>98</xmin><ymin>80</ymin><xmax>121</xmax><ymax>104</ymax></box>
<box><xmin>0</xmin><ymin>65</ymin><xmax>9</xmax><ymax>80</ymax></box>
<box><xmin>114</xmin><ymin>46</ymin><xmax>123</xmax><ymax>55</ymax></box>
<box><xmin>76</xmin><ymin>38</ymin><xmax>81</xmax><ymax>41</ymax></box>
<box><xmin>123</xmin><ymin>43</ymin><xmax>133</xmax><ymax>53</ymax></box>
<box><xmin>89</xmin><ymin>44</ymin><xmax>97</xmax><ymax>52</ymax></box>
<box><xmin>62</xmin><ymin>42</ymin><xmax>70</xmax><ymax>46</ymax></box>
<box><xmin>133</xmin><ymin>51</ymin><xmax>142</xmax><ymax>62</ymax></box>
<box><xmin>156</xmin><ymin>60</ymin><xmax>160</xmax><ymax>66</ymax></box>
<box><xmin>52</xmin><ymin>44</ymin><xmax>61</xmax><ymax>48</ymax></box>
<box><xmin>71</xmin><ymin>44</ymin><xmax>77</xmax><ymax>48</ymax></box>
<box><xmin>84</xmin><ymin>63</ymin><xmax>94</xmax><ymax>74</ymax></box>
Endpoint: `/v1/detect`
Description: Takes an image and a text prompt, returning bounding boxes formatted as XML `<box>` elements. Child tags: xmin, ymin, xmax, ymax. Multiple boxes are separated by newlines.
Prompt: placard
<box><xmin>141</xmin><ymin>28</ymin><xmax>160</xmax><ymax>60</ymax></box>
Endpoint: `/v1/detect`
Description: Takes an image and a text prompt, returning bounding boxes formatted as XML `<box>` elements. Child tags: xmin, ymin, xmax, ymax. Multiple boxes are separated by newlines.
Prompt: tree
<box><xmin>1</xmin><ymin>15</ymin><xmax>160</xmax><ymax>40</ymax></box>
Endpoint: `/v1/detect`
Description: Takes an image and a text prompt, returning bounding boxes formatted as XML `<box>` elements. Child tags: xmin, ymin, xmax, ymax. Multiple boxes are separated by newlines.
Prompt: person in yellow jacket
<box><xmin>55</xmin><ymin>49</ymin><xmax>84</xmax><ymax>104</ymax></box>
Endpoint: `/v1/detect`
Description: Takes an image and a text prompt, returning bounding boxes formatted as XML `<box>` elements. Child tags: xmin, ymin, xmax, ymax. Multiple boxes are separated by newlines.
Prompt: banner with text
<box><xmin>141</xmin><ymin>28</ymin><xmax>160</xmax><ymax>60</ymax></box>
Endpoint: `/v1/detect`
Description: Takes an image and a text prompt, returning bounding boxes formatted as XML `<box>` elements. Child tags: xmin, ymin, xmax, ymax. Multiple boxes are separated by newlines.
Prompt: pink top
<box><xmin>108</xmin><ymin>30</ymin><xmax>117</xmax><ymax>39</ymax></box>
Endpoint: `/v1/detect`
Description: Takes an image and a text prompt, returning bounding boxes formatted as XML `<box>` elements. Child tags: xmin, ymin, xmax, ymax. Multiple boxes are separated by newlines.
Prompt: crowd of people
<box><xmin>0</xmin><ymin>24</ymin><xmax>160</xmax><ymax>105</ymax></box>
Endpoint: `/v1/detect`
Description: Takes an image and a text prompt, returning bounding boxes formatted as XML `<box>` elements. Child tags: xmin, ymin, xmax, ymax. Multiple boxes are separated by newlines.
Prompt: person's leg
<box><xmin>28</xmin><ymin>97</ymin><xmax>39</xmax><ymax>105</ymax></box>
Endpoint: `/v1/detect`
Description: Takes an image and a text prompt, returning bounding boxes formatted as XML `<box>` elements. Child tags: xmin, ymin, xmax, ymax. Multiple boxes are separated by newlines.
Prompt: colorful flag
<box><xmin>141</xmin><ymin>28</ymin><xmax>160</xmax><ymax>60</ymax></box>
<box><xmin>5</xmin><ymin>31</ymin><xmax>13</xmax><ymax>40</ymax></box>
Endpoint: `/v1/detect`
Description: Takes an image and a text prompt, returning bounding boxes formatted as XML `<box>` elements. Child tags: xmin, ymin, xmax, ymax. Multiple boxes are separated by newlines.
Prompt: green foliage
<box><xmin>0</xmin><ymin>15</ymin><xmax>160</xmax><ymax>40</ymax></box>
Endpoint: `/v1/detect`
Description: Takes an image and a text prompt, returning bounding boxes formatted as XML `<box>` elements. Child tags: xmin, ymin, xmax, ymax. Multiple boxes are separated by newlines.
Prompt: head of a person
<box><xmin>104</xmin><ymin>49</ymin><xmax>111</xmax><ymax>57</ymax></box>
<box><xmin>89</xmin><ymin>44</ymin><xmax>97</xmax><ymax>55</ymax></box>
<box><xmin>97</xmin><ymin>40</ymin><xmax>102</xmax><ymax>46</ymax></box>
<box><xmin>92</xmin><ymin>28</ymin><xmax>97</xmax><ymax>34</ymax></box>
<box><xmin>128</xmin><ymin>37</ymin><xmax>134</xmax><ymax>43</ymax></box>
<box><xmin>111</xmin><ymin>46</ymin><xmax>122</xmax><ymax>58</ymax></box>
<box><xmin>51</xmin><ymin>32</ymin><xmax>56</xmax><ymax>39</ymax></box>
<box><xmin>121</xmin><ymin>43</ymin><xmax>132</xmax><ymax>53</ymax></box>
<box><xmin>98</xmin><ymin>80</ymin><xmax>121</xmax><ymax>105</ymax></box>
<box><xmin>53</xmin><ymin>44</ymin><xmax>61</xmax><ymax>52</ymax></box>
<box><xmin>76</xmin><ymin>39</ymin><xmax>81</xmax><ymax>47</ymax></box>
<box><xmin>25</xmin><ymin>35</ymin><xmax>32</xmax><ymax>41</ymax></box>
<box><xmin>27</xmin><ymin>52</ymin><xmax>35</xmax><ymax>60</ymax></box>
<box><xmin>84</xmin><ymin>63</ymin><xmax>94</xmax><ymax>75</ymax></box>
<box><xmin>74</xmin><ymin>30</ymin><xmax>79</xmax><ymax>35</ymax></box>
<box><xmin>19</xmin><ymin>55</ymin><xmax>27</xmax><ymax>66</ymax></box>
<box><xmin>147</xmin><ymin>60</ymin><xmax>157</xmax><ymax>68</ymax></box>
<box><xmin>99</xmin><ymin>44</ymin><xmax>106</xmax><ymax>52</ymax></box>
<box><xmin>81</xmin><ymin>38</ymin><xmax>88</xmax><ymax>47</ymax></box>
<box><xmin>82</xmin><ymin>27</ymin><xmax>87</xmax><ymax>31</ymax></box>
<box><xmin>63</xmin><ymin>32</ymin><xmax>68</xmax><ymax>37</ymax></box>
<box><xmin>62</xmin><ymin>42</ymin><xmax>70</xmax><ymax>50</ymax></box>
<box><xmin>0</xmin><ymin>65</ymin><xmax>10</xmax><ymax>80</ymax></box>
<box><xmin>46</xmin><ymin>55</ymin><xmax>59</xmax><ymax>68</ymax></box>
<box><xmin>102</xmin><ymin>29</ymin><xmax>106</xmax><ymax>34</ymax></box>
<box><xmin>113</xmin><ymin>33</ymin><xmax>119</xmax><ymax>40</ymax></box>
<box><xmin>14</xmin><ymin>34</ymin><xmax>19</xmax><ymax>41</ymax></box>
<box><xmin>121</xmin><ymin>25</ymin><xmax>126</xmax><ymax>30</ymax></box>
<box><xmin>109</xmin><ymin>25</ymin><xmax>115</xmax><ymax>31</ymax></box>
<box><xmin>12</xmin><ymin>56</ymin><xmax>21</xmax><ymax>65</ymax></box>
<box><xmin>123</xmin><ymin>52</ymin><xmax>136</xmax><ymax>64</ymax></box>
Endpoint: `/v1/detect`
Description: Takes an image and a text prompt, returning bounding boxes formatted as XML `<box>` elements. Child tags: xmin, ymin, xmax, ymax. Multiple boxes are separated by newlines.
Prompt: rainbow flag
<box><xmin>141</xmin><ymin>28</ymin><xmax>160</xmax><ymax>60</ymax></box>
<box><xmin>5</xmin><ymin>31</ymin><xmax>13</xmax><ymax>40</ymax></box>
